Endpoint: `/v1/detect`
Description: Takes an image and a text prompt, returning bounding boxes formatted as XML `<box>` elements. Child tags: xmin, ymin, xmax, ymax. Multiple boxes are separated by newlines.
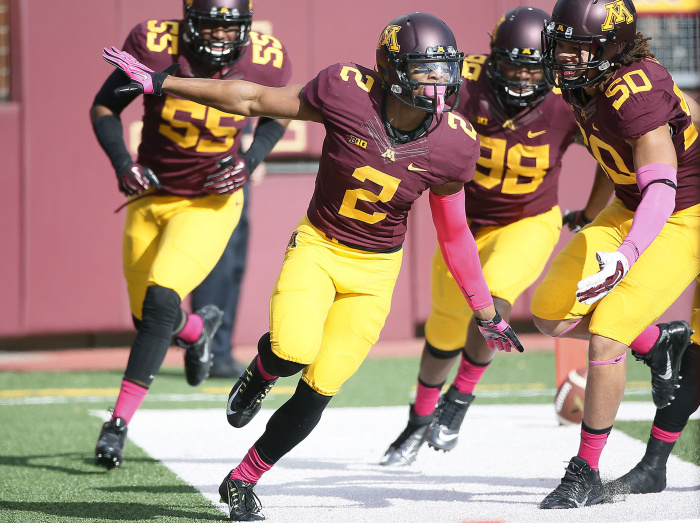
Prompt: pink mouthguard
<box><xmin>424</xmin><ymin>85</ymin><xmax>446</xmax><ymax>114</ymax></box>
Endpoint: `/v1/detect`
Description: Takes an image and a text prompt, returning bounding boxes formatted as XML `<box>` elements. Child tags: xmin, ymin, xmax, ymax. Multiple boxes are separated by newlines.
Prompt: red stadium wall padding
<box><xmin>0</xmin><ymin>0</ymin><xmax>695</xmax><ymax>345</ymax></box>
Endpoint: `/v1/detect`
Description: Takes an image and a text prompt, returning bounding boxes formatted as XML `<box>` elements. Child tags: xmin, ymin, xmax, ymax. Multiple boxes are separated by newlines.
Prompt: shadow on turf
<box><xmin>0</xmin><ymin>453</ymin><xmax>157</xmax><ymax>476</ymax></box>
<box><xmin>0</xmin><ymin>501</ymin><xmax>222</xmax><ymax>521</ymax></box>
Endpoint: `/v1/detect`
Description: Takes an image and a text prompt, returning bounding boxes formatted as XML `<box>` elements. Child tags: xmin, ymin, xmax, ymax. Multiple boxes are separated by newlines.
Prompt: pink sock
<box><xmin>577</xmin><ymin>427</ymin><xmax>610</xmax><ymax>471</ymax></box>
<box><xmin>452</xmin><ymin>355</ymin><xmax>489</xmax><ymax>394</ymax></box>
<box><xmin>413</xmin><ymin>381</ymin><xmax>442</xmax><ymax>416</ymax></box>
<box><xmin>177</xmin><ymin>313</ymin><xmax>203</xmax><ymax>345</ymax></box>
<box><xmin>629</xmin><ymin>325</ymin><xmax>661</xmax><ymax>355</ymax></box>
<box><xmin>112</xmin><ymin>380</ymin><xmax>148</xmax><ymax>424</ymax></box>
<box><xmin>230</xmin><ymin>446</ymin><xmax>273</xmax><ymax>484</ymax></box>
<box><xmin>255</xmin><ymin>356</ymin><xmax>277</xmax><ymax>381</ymax></box>
<box><xmin>651</xmin><ymin>424</ymin><xmax>681</xmax><ymax>443</ymax></box>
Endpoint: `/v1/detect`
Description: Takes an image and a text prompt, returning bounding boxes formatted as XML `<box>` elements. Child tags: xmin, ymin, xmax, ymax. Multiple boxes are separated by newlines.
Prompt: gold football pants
<box><xmin>425</xmin><ymin>206</ymin><xmax>562</xmax><ymax>351</ymax></box>
<box><xmin>532</xmin><ymin>199</ymin><xmax>700</xmax><ymax>345</ymax></box>
<box><xmin>269</xmin><ymin>216</ymin><xmax>402</xmax><ymax>395</ymax></box>
<box><xmin>123</xmin><ymin>190</ymin><xmax>244</xmax><ymax>319</ymax></box>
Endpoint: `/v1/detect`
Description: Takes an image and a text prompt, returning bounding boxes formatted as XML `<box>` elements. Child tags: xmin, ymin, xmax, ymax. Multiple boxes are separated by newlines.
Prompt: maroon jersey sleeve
<box><xmin>301</xmin><ymin>63</ymin><xmax>479</xmax><ymax>251</ymax></box>
<box><xmin>122</xmin><ymin>21</ymin><xmax>292</xmax><ymax>196</ymax></box>
<box><xmin>455</xmin><ymin>54</ymin><xmax>579</xmax><ymax>227</ymax></box>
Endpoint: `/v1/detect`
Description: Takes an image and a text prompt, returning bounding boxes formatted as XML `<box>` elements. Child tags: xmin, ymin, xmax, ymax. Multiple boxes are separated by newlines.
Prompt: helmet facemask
<box><xmin>487</xmin><ymin>48</ymin><xmax>548</xmax><ymax>108</ymax></box>
<box><xmin>542</xmin><ymin>21</ymin><xmax>630</xmax><ymax>88</ymax></box>
<box><xmin>184</xmin><ymin>7</ymin><xmax>252</xmax><ymax>67</ymax></box>
<box><xmin>388</xmin><ymin>46</ymin><xmax>464</xmax><ymax>114</ymax></box>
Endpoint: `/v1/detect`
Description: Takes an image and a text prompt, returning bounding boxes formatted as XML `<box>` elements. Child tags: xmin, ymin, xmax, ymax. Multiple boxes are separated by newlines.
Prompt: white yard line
<box><xmin>95</xmin><ymin>404</ymin><xmax>700</xmax><ymax>523</ymax></box>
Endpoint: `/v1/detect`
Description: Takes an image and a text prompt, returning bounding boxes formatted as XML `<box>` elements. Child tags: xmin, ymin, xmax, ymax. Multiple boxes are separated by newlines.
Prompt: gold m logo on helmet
<box><xmin>602</xmin><ymin>0</ymin><xmax>634</xmax><ymax>31</ymax></box>
<box><xmin>378</xmin><ymin>25</ymin><xmax>401</xmax><ymax>52</ymax></box>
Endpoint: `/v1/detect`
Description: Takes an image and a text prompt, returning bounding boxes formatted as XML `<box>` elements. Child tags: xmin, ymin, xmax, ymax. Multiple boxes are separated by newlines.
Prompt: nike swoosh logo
<box><xmin>226</xmin><ymin>387</ymin><xmax>239</xmax><ymax>415</ymax></box>
<box><xmin>436</xmin><ymin>431</ymin><xmax>459</xmax><ymax>442</ymax></box>
<box><xmin>661</xmin><ymin>357</ymin><xmax>673</xmax><ymax>380</ymax></box>
<box><xmin>592</xmin><ymin>123</ymin><xmax>600</xmax><ymax>131</ymax></box>
<box><xmin>199</xmin><ymin>343</ymin><xmax>210</xmax><ymax>363</ymax></box>
<box><xmin>407</xmin><ymin>163</ymin><xmax>427</xmax><ymax>172</ymax></box>
<box><xmin>527</xmin><ymin>130</ymin><xmax>546</xmax><ymax>138</ymax></box>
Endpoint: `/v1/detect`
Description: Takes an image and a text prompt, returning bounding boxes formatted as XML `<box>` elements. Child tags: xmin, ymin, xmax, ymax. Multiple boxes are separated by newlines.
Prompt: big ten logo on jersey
<box><xmin>462</xmin><ymin>55</ymin><xmax>487</xmax><ymax>82</ymax></box>
<box><xmin>348</xmin><ymin>135</ymin><xmax>368</xmax><ymax>149</ymax></box>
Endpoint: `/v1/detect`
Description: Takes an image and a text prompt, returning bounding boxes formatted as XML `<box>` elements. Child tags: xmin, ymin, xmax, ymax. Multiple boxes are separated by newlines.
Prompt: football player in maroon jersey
<box><xmin>607</xmin><ymin>100</ymin><xmax>700</xmax><ymax>499</ymax></box>
<box><xmin>90</xmin><ymin>0</ymin><xmax>291</xmax><ymax>471</ymax></box>
<box><xmin>380</xmin><ymin>7</ymin><xmax>612</xmax><ymax>467</ymax></box>
<box><xmin>532</xmin><ymin>0</ymin><xmax>700</xmax><ymax>509</ymax></box>
<box><xmin>103</xmin><ymin>11</ymin><xmax>524</xmax><ymax>520</ymax></box>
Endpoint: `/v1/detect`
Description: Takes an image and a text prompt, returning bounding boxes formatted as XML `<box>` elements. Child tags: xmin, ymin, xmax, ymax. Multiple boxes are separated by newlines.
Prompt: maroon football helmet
<box><xmin>487</xmin><ymin>7</ymin><xmax>550</xmax><ymax>108</ymax></box>
<box><xmin>542</xmin><ymin>0</ymin><xmax>637</xmax><ymax>88</ymax></box>
<box><xmin>183</xmin><ymin>0</ymin><xmax>253</xmax><ymax>66</ymax></box>
<box><xmin>376</xmin><ymin>12</ymin><xmax>464</xmax><ymax>113</ymax></box>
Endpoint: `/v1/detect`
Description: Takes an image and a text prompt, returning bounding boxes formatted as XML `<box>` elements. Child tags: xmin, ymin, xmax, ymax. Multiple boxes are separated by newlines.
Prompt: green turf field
<box><xmin>0</xmin><ymin>352</ymin><xmax>697</xmax><ymax>522</ymax></box>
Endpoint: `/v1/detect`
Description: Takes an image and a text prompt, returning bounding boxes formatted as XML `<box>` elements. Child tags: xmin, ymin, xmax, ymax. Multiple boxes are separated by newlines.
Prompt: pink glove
<box><xmin>476</xmin><ymin>311</ymin><xmax>524</xmax><ymax>353</ymax></box>
<box><xmin>102</xmin><ymin>46</ymin><xmax>179</xmax><ymax>96</ymax></box>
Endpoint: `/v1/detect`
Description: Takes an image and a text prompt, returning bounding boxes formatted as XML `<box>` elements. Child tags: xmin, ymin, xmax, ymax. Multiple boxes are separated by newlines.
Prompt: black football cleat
<box><xmin>379</xmin><ymin>406</ymin><xmax>434</xmax><ymax>466</ymax></box>
<box><xmin>219</xmin><ymin>471</ymin><xmax>265</xmax><ymax>521</ymax></box>
<box><xmin>540</xmin><ymin>456</ymin><xmax>605</xmax><ymax>509</ymax></box>
<box><xmin>94</xmin><ymin>416</ymin><xmax>128</xmax><ymax>470</ymax></box>
<box><xmin>427</xmin><ymin>386</ymin><xmax>475</xmax><ymax>452</ymax></box>
<box><xmin>177</xmin><ymin>305</ymin><xmax>223</xmax><ymax>387</ymax></box>
<box><xmin>633</xmin><ymin>321</ymin><xmax>692</xmax><ymax>409</ymax></box>
<box><xmin>226</xmin><ymin>357</ymin><xmax>278</xmax><ymax>428</ymax></box>
<box><xmin>606</xmin><ymin>436</ymin><xmax>674</xmax><ymax>499</ymax></box>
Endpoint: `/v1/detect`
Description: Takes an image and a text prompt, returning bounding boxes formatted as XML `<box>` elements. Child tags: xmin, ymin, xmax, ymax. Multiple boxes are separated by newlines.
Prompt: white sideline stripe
<box><xmin>0</xmin><ymin>387</ymin><xmax>662</xmax><ymax>406</ymax></box>
<box><xmin>93</xmin><ymin>404</ymin><xmax>700</xmax><ymax>523</ymax></box>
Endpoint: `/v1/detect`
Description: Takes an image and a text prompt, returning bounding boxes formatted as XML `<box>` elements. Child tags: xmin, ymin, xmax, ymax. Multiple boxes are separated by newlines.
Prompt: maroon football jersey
<box><xmin>560</xmin><ymin>58</ymin><xmax>700</xmax><ymax>212</ymax></box>
<box><xmin>123</xmin><ymin>20</ymin><xmax>292</xmax><ymax>196</ymax></box>
<box><xmin>457</xmin><ymin>54</ymin><xmax>579</xmax><ymax>227</ymax></box>
<box><xmin>303</xmin><ymin>63</ymin><xmax>480</xmax><ymax>251</ymax></box>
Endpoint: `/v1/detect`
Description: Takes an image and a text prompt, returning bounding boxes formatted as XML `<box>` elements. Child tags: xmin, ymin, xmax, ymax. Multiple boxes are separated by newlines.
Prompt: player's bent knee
<box><xmin>425</xmin><ymin>341</ymin><xmax>462</xmax><ymax>360</ymax></box>
<box><xmin>258</xmin><ymin>331</ymin><xmax>306</xmax><ymax>377</ymax></box>
<box><xmin>533</xmin><ymin>315</ymin><xmax>560</xmax><ymax>337</ymax></box>
<box><xmin>142</xmin><ymin>285</ymin><xmax>181</xmax><ymax>328</ymax></box>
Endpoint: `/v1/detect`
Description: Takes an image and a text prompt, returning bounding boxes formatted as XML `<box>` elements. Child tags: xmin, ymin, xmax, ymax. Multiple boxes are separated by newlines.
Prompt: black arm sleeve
<box><xmin>92</xmin><ymin>70</ymin><xmax>140</xmax><ymax>174</ymax></box>
<box><xmin>92</xmin><ymin>115</ymin><xmax>133</xmax><ymax>174</ymax></box>
<box><xmin>241</xmin><ymin>117</ymin><xmax>286</xmax><ymax>172</ymax></box>
<box><xmin>93</xmin><ymin>70</ymin><xmax>139</xmax><ymax>113</ymax></box>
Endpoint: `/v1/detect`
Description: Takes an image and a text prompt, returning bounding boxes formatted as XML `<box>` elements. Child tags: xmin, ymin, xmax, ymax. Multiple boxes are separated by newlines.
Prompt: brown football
<box><xmin>554</xmin><ymin>367</ymin><xmax>587</xmax><ymax>425</ymax></box>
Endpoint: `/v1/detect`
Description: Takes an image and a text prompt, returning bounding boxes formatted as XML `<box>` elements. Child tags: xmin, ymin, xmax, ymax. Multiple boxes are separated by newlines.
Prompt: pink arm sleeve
<box><xmin>617</xmin><ymin>163</ymin><xmax>677</xmax><ymax>266</ymax></box>
<box><xmin>428</xmin><ymin>190</ymin><xmax>493</xmax><ymax>311</ymax></box>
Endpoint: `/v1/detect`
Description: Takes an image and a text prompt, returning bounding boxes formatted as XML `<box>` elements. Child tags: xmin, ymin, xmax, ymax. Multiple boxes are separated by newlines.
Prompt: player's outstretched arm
<box><xmin>102</xmin><ymin>46</ymin><xmax>321</xmax><ymax>123</ymax></box>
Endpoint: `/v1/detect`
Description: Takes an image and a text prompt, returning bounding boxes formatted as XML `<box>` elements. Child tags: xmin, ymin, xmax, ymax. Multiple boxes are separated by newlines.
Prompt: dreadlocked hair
<box><xmin>595</xmin><ymin>32</ymin><xmax>654</xmax><ymax>91</ymax></box>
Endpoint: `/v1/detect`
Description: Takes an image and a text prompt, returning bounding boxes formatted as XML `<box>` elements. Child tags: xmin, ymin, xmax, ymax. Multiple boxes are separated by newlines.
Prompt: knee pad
<box><xmin>258</xmin><ymin>332</ymin><xmax>306</xmax><ymax>377</ymax></box>
<box><xmin>256</xmin><ymin>380</ymin><xmax>333</xmax><ymax>464</ymax></box>
<box><xmin>425</xmin><ymin>340</ymin><xmax>462</xmax><ymax>360</ymax></box>
<box><xmin>125</xmin><ymin>286</ymin><xmax>181</xmax><ymax>386</ymax></box>
<box><xmin>141</xmin><ymin>285</ymin><xmax>181</xmax><ymax>330</ymax></box>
